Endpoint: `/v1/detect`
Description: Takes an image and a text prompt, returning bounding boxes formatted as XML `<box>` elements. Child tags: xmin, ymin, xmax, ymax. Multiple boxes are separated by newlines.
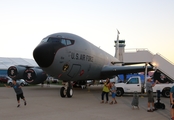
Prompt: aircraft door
<box><xmin>68</xmin><ymin>64</ymin><xmax>81</xmax><ymax>78</ymax></box>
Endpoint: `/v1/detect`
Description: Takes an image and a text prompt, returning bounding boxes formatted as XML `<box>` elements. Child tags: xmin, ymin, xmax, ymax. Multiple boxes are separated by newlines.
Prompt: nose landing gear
<box><xmin>60</xmin><ymin>81</ymin><xmax>73</xmax><ymax>98</ymax></box>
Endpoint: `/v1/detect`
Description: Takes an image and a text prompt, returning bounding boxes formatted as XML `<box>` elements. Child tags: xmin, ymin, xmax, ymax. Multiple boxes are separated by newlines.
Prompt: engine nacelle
<box><xmin>23</xmin><ymin>68</ymin><xmax>47</xmax><ymax>84</ymax></box>
<box><xmin>7</xmin><ymin>66</ymin><xmax>27</xmax><ymax>80</ymax></box>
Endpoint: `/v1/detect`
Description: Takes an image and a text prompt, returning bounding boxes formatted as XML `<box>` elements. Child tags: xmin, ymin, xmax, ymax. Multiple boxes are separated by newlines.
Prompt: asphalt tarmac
<box><xmin>0</xmin><ymin>84</ymin><xmax>171</xmax><ymax>120</ymax></box>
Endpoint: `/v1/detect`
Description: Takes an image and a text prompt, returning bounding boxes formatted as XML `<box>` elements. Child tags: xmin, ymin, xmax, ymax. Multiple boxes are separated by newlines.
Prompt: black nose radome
<box><xmin>33</xmin><ymin>43</ymin><xmax>58</xmax><ymax>68</ymax></box>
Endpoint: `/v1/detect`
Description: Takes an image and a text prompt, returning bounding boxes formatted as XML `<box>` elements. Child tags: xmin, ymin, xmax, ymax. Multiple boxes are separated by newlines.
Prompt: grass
<box><xmin>0</xmin><ymin>83</ymin><xmax>6</xmax><ymax>87</ymax></box>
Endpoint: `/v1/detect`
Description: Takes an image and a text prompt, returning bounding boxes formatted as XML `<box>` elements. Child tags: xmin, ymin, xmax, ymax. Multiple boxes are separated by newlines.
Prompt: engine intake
<box><xmin>23</xmin><ymin>68</ymin><xmax>47</xmax><ymax>84</ymax></box>
<box><xmin>7</xmin><ymin>66</ymin><xmax>26</xmax><ymax>80</ymax></box>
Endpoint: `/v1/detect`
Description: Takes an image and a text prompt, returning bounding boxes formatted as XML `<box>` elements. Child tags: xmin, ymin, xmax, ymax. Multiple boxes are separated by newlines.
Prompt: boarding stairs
<box><xmin>122</xmin><ymin>49</ymin><xmax>174</xmax><ymax>81</ymax></box>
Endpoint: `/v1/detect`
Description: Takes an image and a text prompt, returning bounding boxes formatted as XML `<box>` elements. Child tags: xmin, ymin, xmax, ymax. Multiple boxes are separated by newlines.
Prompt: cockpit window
<box><xmin>66</xmin><ymin>40</ymin><xmax>72</xmax><ymax>45</ymax></box>
<box><xmin>45</xmin><ymin>37</ymin><xmax>75</xmax><ymax>46</ymax></box>
<box><xmin>47</xmin><ymin>37</ymin><xmax>61</xmax><ymax>43</ymax></box>
<box><xmin>41</xmin><ymin>37</ymin><xmax>49</xmax><ymax>43</ymax></box>
<box><xmin>61</xmin><ymin>39</ymin><xmax>66</xmax><ymax>45</ymax></box>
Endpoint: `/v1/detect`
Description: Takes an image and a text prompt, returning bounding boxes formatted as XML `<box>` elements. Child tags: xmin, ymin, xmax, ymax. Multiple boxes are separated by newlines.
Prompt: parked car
<box><xmin>87</xmin><ymin>80</ymin><xmax>93</xmax><ymax>86</ymax></box>
<box><xmin>8</xmin><ymin>79</ymin><xmax>29</xmax><ymax>86</ymax></box>
<box><xmin>73</xmin><ymin>80</ymin><xmax>93</xmax><ymax>88</ymax></box>
<box><xmin>47</xmin><ymin>77</ymin><xmax>59</xmax><ymax>83</ymax></box>
<box><xmin>99</xmin><ymin>80</ymin><xmax>106</xmax><ymax>84</ymax></box>
<box><xmin>52</xmin><ymin>78</ymin><xmax>59</xmax><ymax>83</ymax></box>
<box><xmin>0</xmin><ymin>75</ymin><xmax>11</xmax><ymax>83</ymax></box>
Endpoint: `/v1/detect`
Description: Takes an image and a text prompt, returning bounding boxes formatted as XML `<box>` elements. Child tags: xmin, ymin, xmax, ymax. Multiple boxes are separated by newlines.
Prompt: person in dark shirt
<box><xmin>4</xmin><ymin>80</ymin><xmax>27</xmax><ymax>107</ymax></box>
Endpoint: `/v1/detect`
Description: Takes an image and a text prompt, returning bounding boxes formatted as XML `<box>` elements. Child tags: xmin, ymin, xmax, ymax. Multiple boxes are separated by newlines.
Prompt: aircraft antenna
<box><xmin>115</xmin><ymin>29</ymin><xmax>120</xmax><ymax>59</ymax></box>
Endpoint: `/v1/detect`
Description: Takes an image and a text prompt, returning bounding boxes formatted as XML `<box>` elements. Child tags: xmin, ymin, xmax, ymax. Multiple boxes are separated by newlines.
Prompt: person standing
<box><xmin>146</xmin><ymin>76</ymin><xmax>157</xmax><ymax>112</ymax></box>
<box><xmin>41</xmin><ymin>81</ymin><xmax>44</xmax><ymax>87</ymax></box>
<box><xmin>110</xmin><ymin>82</ymin><xmax>117</xmax><ymax>104</ymax></box>
<box><xmin>170</xmin><ymin>86</ymin><xmax>174</xmax><ymax>120</ymax></box>
<box><xmin>100</xmin><ymin>78</ymin><xmax>110</xmax><ymax>104</ymax></box>
<box><xmin>46</xmin><ymin>77</ymin><xmax>51</xmax><ymax>87</ymax></box>
<box><xmin>4</xmin><ymin>80</ymin><xmax>27</xmax><ymax>107</ymax></box>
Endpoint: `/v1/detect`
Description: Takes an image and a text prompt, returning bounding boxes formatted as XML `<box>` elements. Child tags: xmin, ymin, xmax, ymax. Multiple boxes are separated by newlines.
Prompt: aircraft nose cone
<box><xmin>33</xmin><ymin>43</ymin><xmax>55</xmax><ymax>68</ymax></box>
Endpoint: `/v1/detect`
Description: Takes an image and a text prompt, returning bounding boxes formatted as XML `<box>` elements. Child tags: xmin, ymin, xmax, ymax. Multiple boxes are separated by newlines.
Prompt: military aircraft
<box><xmin>7</xmin><ymin>32</ymin><xmax>153</xmax><ymax>98</ymax></box>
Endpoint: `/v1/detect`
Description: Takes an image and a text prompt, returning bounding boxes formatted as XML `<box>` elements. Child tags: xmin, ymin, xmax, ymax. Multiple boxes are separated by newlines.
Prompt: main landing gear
<box><xmin>60</xmin><ymin>81</ymin><xmax>73</xmax><ymax>98</ymax></box>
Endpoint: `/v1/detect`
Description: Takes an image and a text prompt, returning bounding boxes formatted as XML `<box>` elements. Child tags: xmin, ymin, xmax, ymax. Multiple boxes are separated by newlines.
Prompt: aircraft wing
<box><xmin>101</xmin><ymin>65</ymin><xmax>153</xmax><ymax>77</ymax></box>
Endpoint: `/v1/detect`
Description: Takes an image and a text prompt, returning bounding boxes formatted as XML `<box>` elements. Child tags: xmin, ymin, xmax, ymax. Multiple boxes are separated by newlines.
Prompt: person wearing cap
<box><xmin>146</xmin><ymin>76</ymin><xmax>157</xmax><ymax>112</ymax></box>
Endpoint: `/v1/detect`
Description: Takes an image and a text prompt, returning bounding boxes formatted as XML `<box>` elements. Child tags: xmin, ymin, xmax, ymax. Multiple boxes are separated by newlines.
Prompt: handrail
<box><xmin>156</xmin><ymin>53</ymin><xmax>174</xmax><ymax>65</ymax></box>
<box><xmin>125</xmin><ymin>48</ymin><xmax>150</xmax><ymax>52</ymax></box>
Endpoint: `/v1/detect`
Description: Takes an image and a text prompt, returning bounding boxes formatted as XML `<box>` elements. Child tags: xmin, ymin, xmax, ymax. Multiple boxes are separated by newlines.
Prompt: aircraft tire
<box><xmin>66</xmin><ymin>87</ymin><xmax>73</xmax><ymax>98</ymax></box>
<box><xmin>60</xmin><ymin>87</ymin><xmax>66</xmax><ymax>98</ymax></box>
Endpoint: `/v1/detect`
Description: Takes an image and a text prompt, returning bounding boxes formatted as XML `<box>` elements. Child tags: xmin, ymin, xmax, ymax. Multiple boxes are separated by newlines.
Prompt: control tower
<box><xmin>114</xmin><ymin>40</ymin><xmax>126</xmax><ymax>62</ymax></box>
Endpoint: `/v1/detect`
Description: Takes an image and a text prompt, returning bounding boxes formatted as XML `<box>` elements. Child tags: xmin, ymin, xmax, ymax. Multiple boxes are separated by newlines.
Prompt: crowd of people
<box><xmin>3</xmin><ymin>72</ymin><xmax>174</xmax><ymax>119</ymax></box>
<box><xmin>100</xmin><ymin>76</ymin><xmax>174</xmax><ymax>120</ymax></box>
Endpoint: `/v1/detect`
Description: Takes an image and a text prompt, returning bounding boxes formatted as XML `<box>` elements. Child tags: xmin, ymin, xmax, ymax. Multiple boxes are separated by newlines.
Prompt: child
<box><xmin>110</xmin><ymin>82</ymin><xmax>117</xmax><ymax>104</ymax></box>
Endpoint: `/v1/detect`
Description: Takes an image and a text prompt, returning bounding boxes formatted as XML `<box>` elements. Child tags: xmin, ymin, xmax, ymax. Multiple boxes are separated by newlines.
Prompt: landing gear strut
<box><xmin>60</xmin><ymin>81</ymin><xmax>73</xmax><ymax>98</ymax></box>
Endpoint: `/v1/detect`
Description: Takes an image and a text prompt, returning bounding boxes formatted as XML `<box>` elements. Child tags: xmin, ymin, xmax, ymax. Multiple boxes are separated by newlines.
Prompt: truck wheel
<box><xmin>9</xmin><ymin>82</ymin><xmax>12</xmax><ymax>86</ymax></box>
<box><xmin>116</xmin><ymin>88</ymin><xmax>124</xmax><ymax>97</ymax></box>
<box><xmin>20</xmin><ymin>83</ymin><xmax>24</xmax><ymax>86</ymax></box>
<box><xmin>162</xmin><ymin>88</ymin><xmax>170</xmax><ymax>98</ymax></box>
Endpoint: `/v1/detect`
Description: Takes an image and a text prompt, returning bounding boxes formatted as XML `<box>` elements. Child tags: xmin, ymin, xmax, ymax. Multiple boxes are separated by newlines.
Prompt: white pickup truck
<box><xmin>115</xmin><ymin>76</ymin><xmax>173</xmax><ymax>98</ymax></box>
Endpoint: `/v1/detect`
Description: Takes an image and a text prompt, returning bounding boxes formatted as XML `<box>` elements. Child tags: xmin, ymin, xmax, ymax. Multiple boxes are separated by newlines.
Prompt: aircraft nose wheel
<box><xmin>60</xmin><ymin>87</ymin><xmax>73</xmax><ymax>98</ymax></box>
<box><xmin>66</xmin><ymin>87</ymin><xmax>73</xmax><ymax>98</ymax></box>
<box><xmin>60</xmin><ymin>81</ymin><xmax>73</xmax><ymax>98</ymax></box>
<box><xmin>60</xmin><ymin>87</ymin><xmax>66</xmax><ymax>97</ymax></box>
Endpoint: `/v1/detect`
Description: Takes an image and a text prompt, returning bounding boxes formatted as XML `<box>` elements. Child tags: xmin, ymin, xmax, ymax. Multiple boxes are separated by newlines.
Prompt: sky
<box><xmin>0</xmin><ymin>0</ymin><xmax>174</xmax><ymax>63</ymax></box>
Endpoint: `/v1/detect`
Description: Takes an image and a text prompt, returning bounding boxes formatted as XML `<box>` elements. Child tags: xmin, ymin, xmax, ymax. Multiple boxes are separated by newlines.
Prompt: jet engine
<box><xmin>7</xmin><ymin>65</ymin><xmax>26</xmax><ymax>80</ymax></box>
<box><xmin>23</xmin><ymin>68</ymin><xmax>47</xmax><ymax>84</ymax></box>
